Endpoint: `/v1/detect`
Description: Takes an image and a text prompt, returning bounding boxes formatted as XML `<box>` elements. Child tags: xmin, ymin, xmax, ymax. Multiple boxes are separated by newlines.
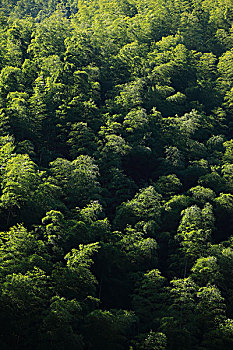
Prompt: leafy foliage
<box><xmin>0</xmin><ymin>0</ymin><xmax>233</xmax><ymax>349</ymax></box>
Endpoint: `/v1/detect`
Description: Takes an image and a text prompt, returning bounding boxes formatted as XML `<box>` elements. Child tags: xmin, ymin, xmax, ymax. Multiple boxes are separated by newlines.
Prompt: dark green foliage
<box><xmin>0</xmin><ymin>0</ymin><xmax>233</xmax><ymax>349</ymax></box>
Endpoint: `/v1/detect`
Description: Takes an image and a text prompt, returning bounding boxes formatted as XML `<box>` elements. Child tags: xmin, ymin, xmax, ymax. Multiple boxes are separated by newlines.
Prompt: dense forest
<box><xmin>0</xmin><ymin>0</ymin><xmax>233</xmax><ymax>349</ymax></box>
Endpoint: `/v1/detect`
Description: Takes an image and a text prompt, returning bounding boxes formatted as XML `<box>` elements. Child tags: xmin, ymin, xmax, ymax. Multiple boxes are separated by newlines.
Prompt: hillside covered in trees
<box><xmin>1</xmin><ymin>0</ymin><xmax>233</xmax><ymax>348</ymax></box>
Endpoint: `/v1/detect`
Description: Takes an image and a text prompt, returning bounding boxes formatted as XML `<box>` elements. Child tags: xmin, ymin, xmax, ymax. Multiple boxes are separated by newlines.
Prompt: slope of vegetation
<box><xmin>0</xmin><ymin>0</ymin><xmax>233</xmax><ymax>349</ymax></box>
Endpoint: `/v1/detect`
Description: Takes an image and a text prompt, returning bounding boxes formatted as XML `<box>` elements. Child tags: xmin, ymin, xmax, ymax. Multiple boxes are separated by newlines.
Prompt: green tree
<box><xmin>132</xmin><ymin>269</ymin><xmax>166</xmax><ymax>328</ymax></box>
<box><xmin>39</xmin><ymin>296</ymin><xmax>84</xmax><ymax>350</ymax></box>
<box><xmin>50</xmin><ymin>155</ymin><xmax>100</xmax><ymax>207</ymax></box>
<box><xmin>0</xmin><ymin>154</ymin><xmax>40</xmax><ymax>224</ymax></box>
<box><xmin>0</xmin><ymin>268</ymin><xmax>51</xmax><ymax>348</ymax></box>
<box><xmin>84</xmin><ymin>309</ymin><xmax>136</xmax><ymax>350</ymax></box>
<box><xmin>114</xmin><ymin>186</ymin><xmax>162</xmax><ymax>233</ymax></box>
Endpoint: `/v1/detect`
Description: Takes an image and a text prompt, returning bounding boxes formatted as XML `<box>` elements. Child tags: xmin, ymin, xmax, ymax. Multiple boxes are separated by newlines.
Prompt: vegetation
<box><xmin>0</xmin><ymin>0</ymin><xmax>233</xmax><ymax>348</ymax></box>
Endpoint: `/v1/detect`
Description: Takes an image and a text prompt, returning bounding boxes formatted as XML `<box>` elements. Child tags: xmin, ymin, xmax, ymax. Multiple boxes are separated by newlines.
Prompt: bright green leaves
<box><xmin>115</xmin><ymin>78</ymin><xmax>146</xmax><ymax>112</ymax></box>
<box><xmin>188</xmin><ymin>185</ymin><xmax>216</xmax><ymax>205</ymax></box>
<box><xmin>137</xmin><ymin>331</ymin><xmax>167</xmax><ymax>350</ymax></box>
<box><xmin>0</xmin><ymin>135</ymin><xmax>14</xmax><ymax>171</ymax></box>
<box><xmin>50</xmin><ymin>155</ymin><xmax>100</xmax><ymax>207</ymax></box>
<box><xmin>6</xmin><ymin>91</ymin><xmax>34</xmax><ymax>140</ymax></box>
<box><xmin>65</xmin><ymin>242</ymin><xmax>100</xmax><ymax>269</ymax></box>
<box><xmin>191</xmin><ymin>256</ymin><xmax>220</xmax><ymax>285</ymax></box>
<box><xmin>5</xmin><ymin>17</ymin><xmax>34</xmax><ymax>66</ymax></box>
<box><xmin>176</xmin><ymin>203</ymin><xmax>214</xmax><ymax>259</ymax></box>
<box><xmin>118</xmin><ymin>227</ymin><xmax>158</xmax><ymax>269</ymax></box>
<box><xmin>0</xmin><ymin>224</ymin><xmax>47</xmax><ymax>276</ymax></box>
<box><xmin>223</xmin><ymin>139</ymin><xmax>233</xmax><ymax>163</ymax></box>
<box><xmin>155</xmin><ymin>174</ymin><xmax>182</xmax><ymax>197</ymax></box>
<box><xmin>123</xmin><ymin>108</ymin><xmax>148</xmax><ymax>134</ymax></box>
<box><xmin>0</xmin><ymin>1</ymin><xmax>233</xmax><ymax>349</ymax></box>
<box><xmin>1</xmin><ymin>153</ymin><xmax>39</xmax><ymax>210</ymax></box>
<box><xmin>114</xmin><ymin>186</ymin><xmax>162</xmax><ymax>232</ymax></box>
<box><xmin>0</xmin><ymin>66</ymin><xmax>23</xmax><ymax>100</ymax></box>
<box><xmin>117</xmin><ymin>41</ymin><xmax>147</xmax><ymax>77</ymax></box>
<box><xmin>162</xmin><ymin>275</ymin><xmax>233</xmax><ymax>349</ymax></box>
<box><xmin>196</xmin><ymin>284</ymin><xmax>226</xmax><ymax>328</ymax></box>
<box><xmin>2</xmin><ymin>267</ymin><xmax>50</xmax><ymax>310</ymax></box>
<box><xmin>178</xmin><ymin>202</ymin><xmax>214</xmax><ymax>232</ymax></box>
<box><xmin>0</xmin><ymin>139</ymin><xmax>63</xmax><ymax>224</ymax></box>
<box><xmin>218</xmin><ymin>49</ymin><xmax>233</xmax><ymax>109</ymax></box>
<box><xmin>52</xmin><ymin>242</ymin><xmax>100</xmax><ymax>300</ymax></box>
<box><xmin>41</xmin><ymin>210</ymin><xmax>66</xmax><ymax>257</ymax></box>
<box><xmin>28</xmin><ymin>10</ymin><xmax>71</xmax><ymax>59</ymax></box>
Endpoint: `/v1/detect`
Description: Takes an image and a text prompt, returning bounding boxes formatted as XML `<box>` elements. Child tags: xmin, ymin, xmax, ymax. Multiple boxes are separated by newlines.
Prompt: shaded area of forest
<box><xmin>0</xmin><ymin>0</ymin><xmax>233</xmax><ymax>349</ymax></box>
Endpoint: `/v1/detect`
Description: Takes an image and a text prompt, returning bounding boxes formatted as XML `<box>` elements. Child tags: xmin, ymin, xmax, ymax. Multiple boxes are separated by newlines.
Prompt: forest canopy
<box><xmin>0</xmin><ymin>0</ymin><xmax>233</xmax><ymax>349</ymax></box>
